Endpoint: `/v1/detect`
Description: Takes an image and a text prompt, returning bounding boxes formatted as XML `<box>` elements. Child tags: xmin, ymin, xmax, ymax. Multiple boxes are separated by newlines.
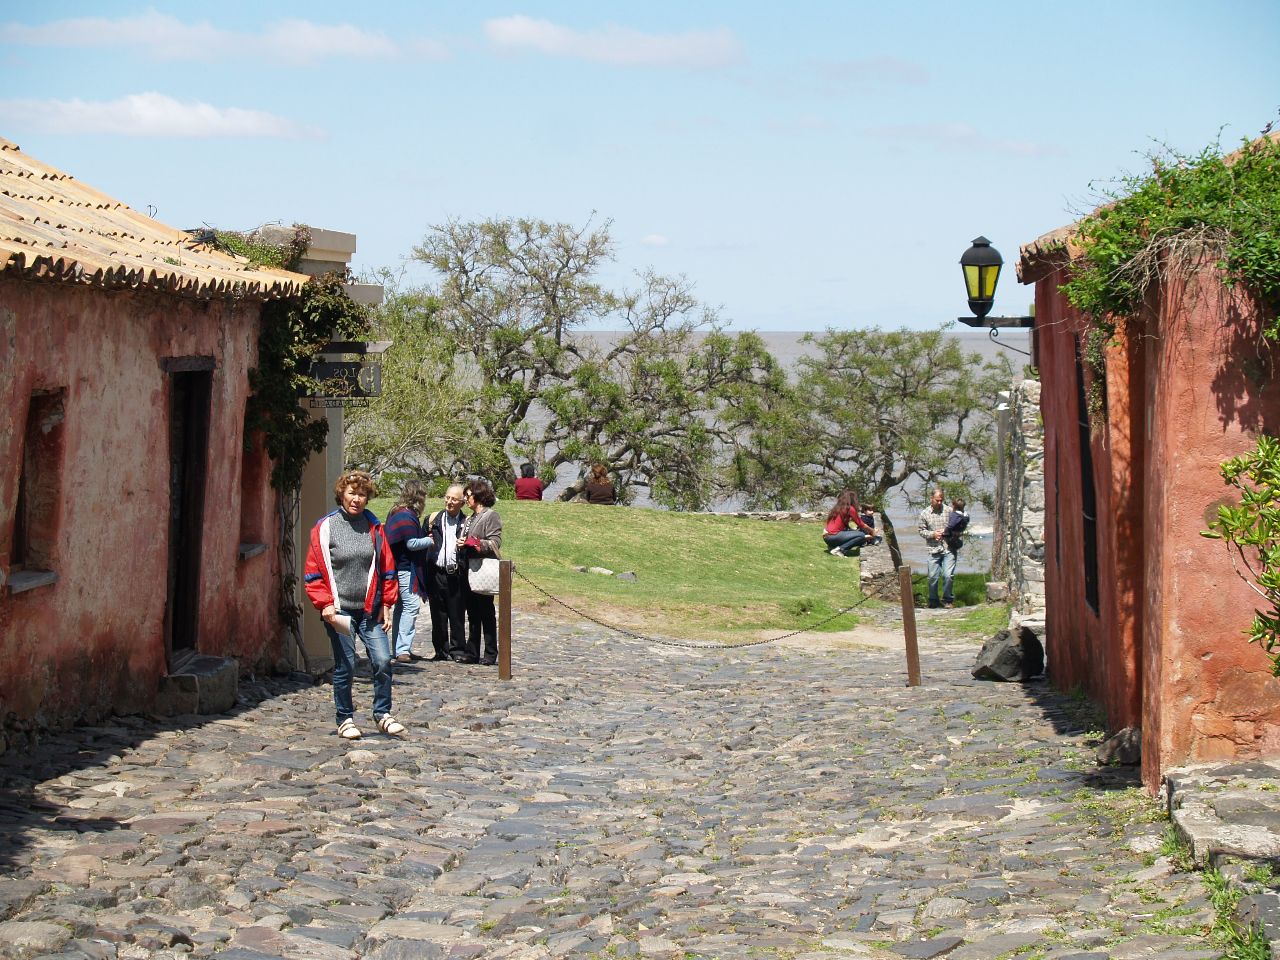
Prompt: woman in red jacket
<box><xmin>823</xmin><ymin>490</ymin><xmax>878</xmax><ymax>556</ymax></box>
<box><xmin>304</xmin><ymin>470</ymin><xmax>404</xmax><ymax>740</ymax></box>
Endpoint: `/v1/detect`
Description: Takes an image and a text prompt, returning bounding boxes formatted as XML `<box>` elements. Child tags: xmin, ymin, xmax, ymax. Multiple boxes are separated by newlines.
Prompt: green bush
<box><xmin>1203</xmin><ymin>434</ymin><xmax>1280</xmax><ymax>675</ymax></box>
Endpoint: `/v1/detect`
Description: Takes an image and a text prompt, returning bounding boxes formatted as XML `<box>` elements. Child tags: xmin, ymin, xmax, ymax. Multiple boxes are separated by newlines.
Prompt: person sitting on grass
<box><xmin>823</xmin><ymin>490</ymin><xmax>879</xmax><ymax>556</ymax></box>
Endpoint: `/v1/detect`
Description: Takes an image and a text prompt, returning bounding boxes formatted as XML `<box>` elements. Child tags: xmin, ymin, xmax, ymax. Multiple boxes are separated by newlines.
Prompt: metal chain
<box><xmin>514</xmin><ymin>568</ymin><xmax>874</xmax><ymax>650</ymax></box>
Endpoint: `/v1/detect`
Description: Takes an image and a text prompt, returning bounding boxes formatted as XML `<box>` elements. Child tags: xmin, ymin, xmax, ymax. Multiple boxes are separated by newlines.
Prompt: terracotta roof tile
<box><xmin>0</xmin><ymin>137</ymin><xmax>306</xmax><ymax>300</ymax></box>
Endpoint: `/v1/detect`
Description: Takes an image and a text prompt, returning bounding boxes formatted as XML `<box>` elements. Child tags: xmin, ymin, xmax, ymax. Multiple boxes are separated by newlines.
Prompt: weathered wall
<box><xmin>1142</xmin><ymin>264</ymin><xmax>1280</xmax><ymax>785</ymax></box>
<box><xmin>1031</xmin><ymin>258</ymin><xmax>1280</xmax><ymax>791</ymax></box>
<box><xmin>1033</xmin><ymin>270</ymin><xmax>1144</xmax><ymax>741</ymax></box>
<box><xmin>0</xmin><ymin>279</ymin><xmax>282</xmax><ymax>728</ymax></box>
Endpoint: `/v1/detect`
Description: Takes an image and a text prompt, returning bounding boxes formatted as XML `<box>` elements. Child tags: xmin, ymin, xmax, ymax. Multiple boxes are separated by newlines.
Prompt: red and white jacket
<box><xmin>303</xmin><ymin>509</ymin><xmax>398</xmax><ymax>616</ymax></box>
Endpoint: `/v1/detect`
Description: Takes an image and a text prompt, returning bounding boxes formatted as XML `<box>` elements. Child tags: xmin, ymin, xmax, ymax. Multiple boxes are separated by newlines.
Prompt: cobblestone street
<box><xmin>1</xmin><ymin>611</ymin><xmax>1217</xmax><ymax>960</ymax></box>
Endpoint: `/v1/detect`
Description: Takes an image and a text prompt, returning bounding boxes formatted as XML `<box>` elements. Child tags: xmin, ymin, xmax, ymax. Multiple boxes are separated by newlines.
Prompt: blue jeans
<box><xmin>392</xmin><ymin>570</ymin><xmax>420</xmax><ymax>657</ymax></box>
<box><xmin>325</xmin><ymin>609</ymin><xmax>393</xmax><ymax>724</ymax></box>
<box><xmin>927</xmin><ymin>549</ymin><xmax>959</xmax><ymax>605</ymax></box>
<box><xmin>824</xmin><ymin>530</ymin><xmax>867</xmax><ymax>554</ymax></box>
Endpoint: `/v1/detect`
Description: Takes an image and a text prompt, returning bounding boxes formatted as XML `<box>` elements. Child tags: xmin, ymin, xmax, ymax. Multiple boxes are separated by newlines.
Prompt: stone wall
<box><xmin>991</xmin><ymin>377</ymin><xmax>1047</xmax><ymax>636</ymax></box>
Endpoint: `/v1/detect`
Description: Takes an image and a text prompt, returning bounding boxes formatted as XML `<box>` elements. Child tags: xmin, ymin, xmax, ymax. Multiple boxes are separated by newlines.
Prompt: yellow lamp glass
<box><xmin>964</xmin><ymin>262</ymin><xmax>1001</xmax><ymax>300</ymax></box>
<box><xmin>981</xmin><ymin>261</ymin><xmax>1000</xmax><ymax>297</ymax></box>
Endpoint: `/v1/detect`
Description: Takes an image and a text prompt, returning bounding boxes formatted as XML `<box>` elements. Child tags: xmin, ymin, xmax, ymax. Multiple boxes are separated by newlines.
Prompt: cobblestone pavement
<box><xmin>0</xmin><ymin>610</ymin><xmax>1219</xmax><ymax>960</ymax></box>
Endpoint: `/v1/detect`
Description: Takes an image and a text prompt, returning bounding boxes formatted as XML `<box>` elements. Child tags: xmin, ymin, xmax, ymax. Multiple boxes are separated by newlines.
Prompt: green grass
<box><xmin>372</xmin><ymin>497</ymin><xmax>872</xmax><ymax>640</ymax></box>
<box><xmin>369</xmin><ymin>497</ymin><xmax>1004</xmax><ymax>643</ymax></box>
<box><xmin>910</xmin><ymin>571</ymin><xmax>989</xmax><ymax>607</ymax></box>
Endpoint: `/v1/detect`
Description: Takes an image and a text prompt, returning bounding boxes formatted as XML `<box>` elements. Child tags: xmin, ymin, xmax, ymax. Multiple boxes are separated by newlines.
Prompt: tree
<box><xmin>532</xmin><ymin>271</ymin><xmax>784</xmax><ymax>508</ymax></box>
<box><xmin>401</xmin><ymin>217</ymin><xmax>785</xmax><ymax>507</ymax></box>
<box><xmin>343</xmin><ymin>273</ymin><xmax>504</xmax><ymax>482</ymax></box>
<box><xmin>409</xmin><ymin>216</ymin><xmax>614</xmax><ymax>483</ymax></box>
<box><xmin>792</xmin><ymin>328</ymin><xmax>1011</xmax><ymax>565</ymax></box>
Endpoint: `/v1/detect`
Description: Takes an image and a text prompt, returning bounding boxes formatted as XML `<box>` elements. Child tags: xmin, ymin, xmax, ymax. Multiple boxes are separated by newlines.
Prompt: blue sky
<box><xmin>2</xmin><ymin>2</ymin><xmax>1277</xmax><ymax>331</ymax></box>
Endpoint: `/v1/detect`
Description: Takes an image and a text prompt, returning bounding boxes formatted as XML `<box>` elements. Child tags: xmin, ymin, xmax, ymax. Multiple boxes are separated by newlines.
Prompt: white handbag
<box><xmin>467</xmin><ymin>556</ymin><xmax>501</xmax><ymax>595</ymax></box>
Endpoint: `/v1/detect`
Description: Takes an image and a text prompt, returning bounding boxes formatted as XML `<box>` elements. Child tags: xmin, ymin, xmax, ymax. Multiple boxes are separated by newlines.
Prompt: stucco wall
<box><xmin>1035</xmin><ymin>272</ymin><xmax>1141</xmax><ymax>726</ymax></box>
<box><xmin>1143</xmin><ymin>265</ymin><xmax>1280</xmax><ymax>783</ymax></box>
<box><xmin>0</xmin><ymin>278</ymin><xmax>282</xmax><ymax>727</ymax></box>
<box><xmin>1032</xmin><ymin>258</ymin><xmax>1280</xmax><ymax>791</ymax></box>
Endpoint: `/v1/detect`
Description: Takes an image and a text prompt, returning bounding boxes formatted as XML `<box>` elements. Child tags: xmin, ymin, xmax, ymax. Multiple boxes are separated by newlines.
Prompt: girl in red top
<box><xmin>823</xmin><ymin>490</ymin><xmax>878</xmax><ymax>556</ymax></box>
<box><xmin>514</xmin><ymin>462</ymin><xmax>544</xmax><ymax>501</ymax></box>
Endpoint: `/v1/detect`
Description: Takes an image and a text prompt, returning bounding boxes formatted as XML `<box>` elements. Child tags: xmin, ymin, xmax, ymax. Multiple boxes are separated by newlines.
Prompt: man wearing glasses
<box><xmin>425</xmin><ymin>484</ymin><xmax>471</xmax><ymax>662</ymax></box>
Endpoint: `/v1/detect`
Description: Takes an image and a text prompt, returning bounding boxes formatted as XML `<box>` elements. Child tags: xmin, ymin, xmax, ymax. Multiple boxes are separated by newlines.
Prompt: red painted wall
<box><xmin>1036</xmin><ymin>271</ymin><xmax>1143</xmax><ymax>734</ymax></box>
<box><xmin>1033</xmin><ymin>259</ymin><xmax>1280</xmax><ymax>791</ymax></box>
<box><xmin>0</xmin><ymin>278</ymin><xmax>282</xmax><ymax>726</ymax></box>
<box><xmin>1142</xmin><ymin>265</ymin><xmax>1280</xmax><ymax>785</ymax></box>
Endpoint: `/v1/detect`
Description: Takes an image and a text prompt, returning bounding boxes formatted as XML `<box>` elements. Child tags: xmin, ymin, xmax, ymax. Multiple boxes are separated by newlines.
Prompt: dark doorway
<box><xmin>166</xmin><ymin>369</ymin><xmax>212</xmax><ymax>667</ymax></box>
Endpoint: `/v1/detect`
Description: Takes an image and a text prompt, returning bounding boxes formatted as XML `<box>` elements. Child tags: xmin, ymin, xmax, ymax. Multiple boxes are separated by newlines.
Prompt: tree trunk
<box><xmin>879</xmin><ymin>511</ymin><xmax>905</xmax><ymax>572</ymax></box>
<box><xmin>557</xmin><ymin>478</ymin><xmax>587</xmax><ymax>502</ymax></box>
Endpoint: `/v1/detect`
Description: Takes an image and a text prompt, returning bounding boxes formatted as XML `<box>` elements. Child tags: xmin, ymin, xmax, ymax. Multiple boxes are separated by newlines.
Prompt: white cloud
<box><xmin>0</xmin><ymin>11</ymin><xmax>424</xmax><ymax>64</ymax></box>
<box><xmin>818</xmin><ymin>57</ymin><xmax>929</xmax><ymax>90</ymax></box>
<box><xmin>483</xmin><ymin>15</ymin><xmax>742</xmax><ymax>68</ymax></box>
<box><xmin>0</xmin><ymin>93</ymin><xmax>315</xmax><ymax>138</ymax></box>
<box><xmin>869</xmin><ymin>122</ymin><xmax>1067</xmax><ymax>158</ymax></box>
<box><xmin>640</xmin><ymin>234</ymin><xmax>669</xmax><ymax>247</ymax></box>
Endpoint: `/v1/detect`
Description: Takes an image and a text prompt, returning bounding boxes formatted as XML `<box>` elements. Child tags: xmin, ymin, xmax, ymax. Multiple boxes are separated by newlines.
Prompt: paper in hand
<box><xmin>332</xmin><ymin>613</ymin><xmax>354</xmax><ymax>638</ymax></box>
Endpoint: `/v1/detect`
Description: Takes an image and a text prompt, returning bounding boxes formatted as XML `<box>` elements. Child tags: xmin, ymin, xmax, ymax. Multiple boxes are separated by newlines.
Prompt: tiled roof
<box><xmin>0</xmin><ymin>137</ymin><xmax>307</xmax><ymax>300</ymax></box>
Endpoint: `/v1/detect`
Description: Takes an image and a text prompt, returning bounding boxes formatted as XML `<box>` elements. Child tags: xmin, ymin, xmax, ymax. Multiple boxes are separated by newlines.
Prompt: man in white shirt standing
<box><xmin>426</xmin><ymin>484</ymin><xmax>471</xmax><ymax>662</ymax></box>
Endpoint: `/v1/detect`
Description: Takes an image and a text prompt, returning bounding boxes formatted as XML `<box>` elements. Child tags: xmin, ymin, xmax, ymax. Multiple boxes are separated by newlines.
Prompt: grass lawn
<box><xmin>367</xmin><ymin>497</ymin><xmax>1005</xmax><ymax>642</ymax></box>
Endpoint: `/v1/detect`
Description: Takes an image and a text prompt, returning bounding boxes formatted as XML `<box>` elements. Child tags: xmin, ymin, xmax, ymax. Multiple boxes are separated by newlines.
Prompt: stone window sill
<box><xmin>238</xmin><ymin>542</ymin><xmax>267</xmax><ymax>561</ymax></box>
<box><xmin>7</xmin><ymin>570</ymin><xmax>59</xmax><ymax>594</ymax></box>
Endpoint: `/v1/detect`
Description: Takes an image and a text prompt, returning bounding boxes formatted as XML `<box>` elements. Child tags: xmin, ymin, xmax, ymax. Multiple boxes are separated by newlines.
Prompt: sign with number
<box><xmin>308</xmin><ymin>361</ymin><xmax>382</xmax><ymax>398</ymax></box>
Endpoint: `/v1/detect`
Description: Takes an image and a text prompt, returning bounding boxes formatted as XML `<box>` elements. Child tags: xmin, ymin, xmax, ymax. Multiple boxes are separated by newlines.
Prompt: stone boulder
<box><xmin>971</xmin><ymin>627</ymin><xmax>1045</xmax><ymax>682</ymax></box>
<box><xmin>1096</xmin><ymin>726</ymin><xmax>1141</xmax><ymax>766</ymax></box>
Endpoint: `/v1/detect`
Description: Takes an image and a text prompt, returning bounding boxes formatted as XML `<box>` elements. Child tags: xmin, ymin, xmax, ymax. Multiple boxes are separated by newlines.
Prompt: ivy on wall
<box><xmin>1051</xmin><ymin>127</ymin><xmax>1280</xmax><ymax>421</ymax></box>
<box><xmin>209</xmin><ymin>227</ymin><xmax>371</xmax><ymax>493</ymax></box>
<box><xmin>207</xmin><ymin>226</ymin><xmax>371</xmax><ymax>671</ymax></box>
<box><xmin>1062</xmin><ymin>128</ymin><xmax>1280</xmax><ymax>349</ymax></box>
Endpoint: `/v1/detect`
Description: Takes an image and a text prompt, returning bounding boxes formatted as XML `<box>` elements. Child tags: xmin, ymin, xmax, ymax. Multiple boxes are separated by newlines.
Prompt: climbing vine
<box><xmin>207</xmin><ymin>226</ymin><xmax>371</xmax><ymax>669</ymax></box>
<box><xmin>208</xmin><ymin>227</ymin><xmax>371</xmax><ymax>492</ymax></box>
<box><xmin>1060</xmin><ymin>127</ymin><xmax>1280</xmax><ymax>413</ymax></box>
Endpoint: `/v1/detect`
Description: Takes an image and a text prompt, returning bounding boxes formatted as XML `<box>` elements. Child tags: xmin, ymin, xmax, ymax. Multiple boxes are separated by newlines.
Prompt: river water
<box><xmin>526</xmin><ymin>329</ymin><xmax>1031</xmax><ymax>574</ymax></box>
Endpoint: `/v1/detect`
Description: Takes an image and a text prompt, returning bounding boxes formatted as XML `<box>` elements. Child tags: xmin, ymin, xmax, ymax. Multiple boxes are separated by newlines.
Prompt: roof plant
<box><xmin>1061</xmin><ymin>127</ymin><xmax>1280</xmax><ymax>415</ymax></box>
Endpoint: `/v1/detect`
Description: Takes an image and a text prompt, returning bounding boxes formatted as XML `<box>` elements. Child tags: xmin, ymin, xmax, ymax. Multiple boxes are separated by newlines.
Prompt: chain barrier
<box><xmin>514</xmin><ymin>568</ymin><xmax>874</xmax><ymax>650</ymax></box>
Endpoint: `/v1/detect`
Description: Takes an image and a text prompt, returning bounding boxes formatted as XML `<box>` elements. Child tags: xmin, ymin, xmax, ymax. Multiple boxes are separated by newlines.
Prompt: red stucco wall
<box><xmin>1034</xmin><ymin>260</ymin><xmax>1280</xmax><ymax>791</ymax></box>
<box><xmin>1143</xmin><ymin>266</ymin><xmax>1280</xmax><ymax>785</ymax></box>
<box><xmin>1036</xmin><ymin>272</ymin><xmax>1142</xmax><ymax>731</ymax></box>
<box><xmin>0</xmin><ymin>278</ymin><xmax>282</xmax><ymax>726</ymax></box>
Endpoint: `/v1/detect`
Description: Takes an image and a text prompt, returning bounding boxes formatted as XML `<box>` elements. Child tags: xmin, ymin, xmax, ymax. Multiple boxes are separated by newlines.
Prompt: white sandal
<box><xmin>377</xmin><ymin>715</ymin><xmax>406</xmax><ymax>736</ymax></box>
<box><xmin>337</xmin><ymin>718</ymin><xmax>362</xmax><ymax>740</ymax></box>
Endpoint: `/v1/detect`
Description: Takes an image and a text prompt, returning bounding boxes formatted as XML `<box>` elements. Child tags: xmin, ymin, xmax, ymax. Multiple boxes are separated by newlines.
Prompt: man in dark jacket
<box><xmin>425</xmin><ymin>484</ymin><xmax>470</xmax><ymax>661</ymax></box>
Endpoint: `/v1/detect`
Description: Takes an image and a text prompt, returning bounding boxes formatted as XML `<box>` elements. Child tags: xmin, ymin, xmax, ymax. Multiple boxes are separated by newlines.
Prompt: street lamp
<box><xmin>957</xmin><ymin>236</ymin><xmax>1034</xmax><ymax>356</ymax></box>
<box><xmin>960</xmin><ymin>236</ymin><xmax>1003</xmax><ymax>319</ymax></box>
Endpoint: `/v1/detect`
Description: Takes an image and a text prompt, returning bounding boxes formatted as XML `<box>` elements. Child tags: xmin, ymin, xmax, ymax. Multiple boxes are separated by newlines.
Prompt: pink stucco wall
<box><xmin>0</xmin><ymin>278</ymin><xmax>282</xmax><ymax>726</ymax></box>
<box><xmin>1035</xmin><ymin>271</ymin><xmax>1143</xmax><ymax>733</ymax></box>
<box><xmin>1033</xmin><ymin>258</ymin><xmax>1280</xmax><ymax>791</ymax></box>
<box><xmin>1143</xmin><ymin>265</ymin><xmax>1280</xmax><ymax>784</ymax></box>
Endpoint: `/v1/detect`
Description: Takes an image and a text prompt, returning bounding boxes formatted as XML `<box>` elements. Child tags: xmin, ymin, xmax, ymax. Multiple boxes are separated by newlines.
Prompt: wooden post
<box><xmin>498</xmin><ymin>559</ymin><xmax>514</xmax><ymax>680</ymax></box>
<box><xmin>898</xmin><ymin>566</ymin><xmax>921</xmax><ymax>686</ymax></box>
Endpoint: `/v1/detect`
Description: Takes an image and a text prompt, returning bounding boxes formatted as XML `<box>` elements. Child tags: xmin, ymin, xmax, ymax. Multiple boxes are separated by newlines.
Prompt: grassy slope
<box><xmin>368</xmin><ymin>497</ymin><xmax>1001</xmax><ymax>642</ymax></box>
<box><xmin>370</xmin><ymin>498</ymin><xmax>869</xmax><ymax>640</ymax></box>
